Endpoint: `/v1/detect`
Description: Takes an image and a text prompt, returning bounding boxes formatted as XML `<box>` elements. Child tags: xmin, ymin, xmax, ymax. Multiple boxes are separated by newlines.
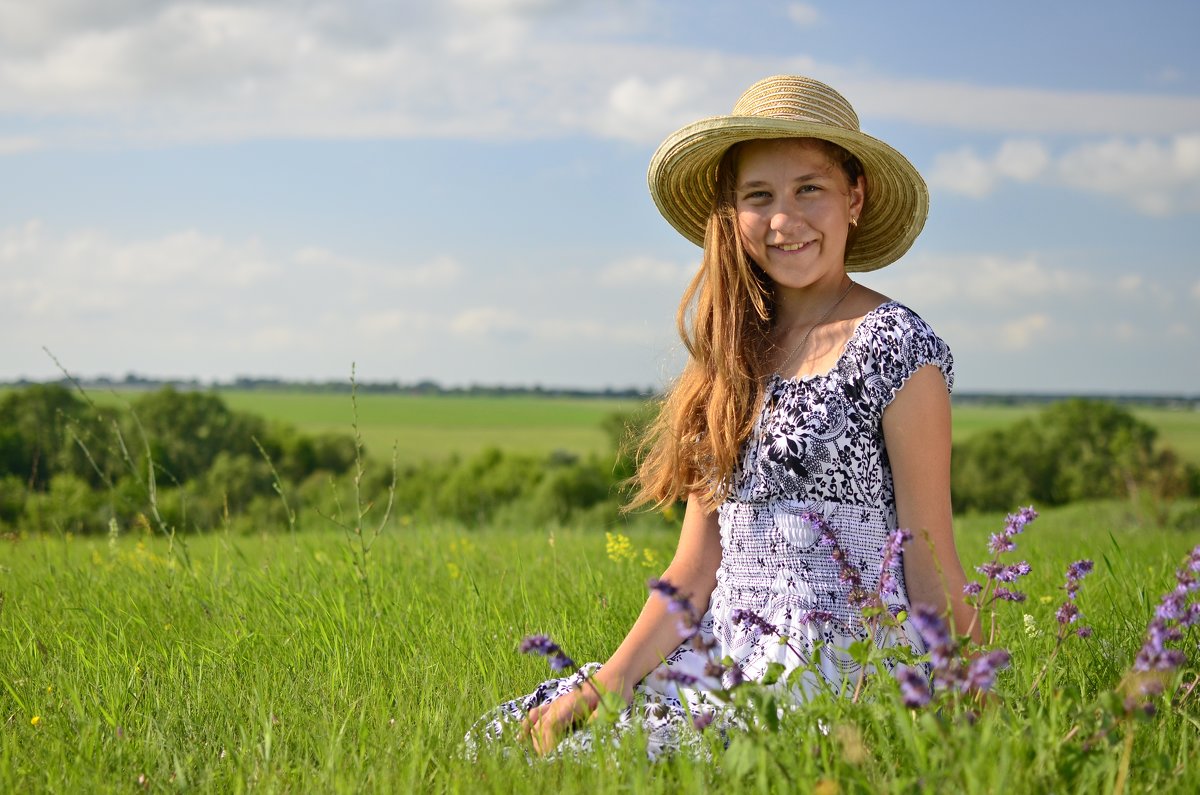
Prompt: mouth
<box><xmin>771</xmin><ymin>240</ymin><xmax>814</xmax><ymax>253</ymax></box>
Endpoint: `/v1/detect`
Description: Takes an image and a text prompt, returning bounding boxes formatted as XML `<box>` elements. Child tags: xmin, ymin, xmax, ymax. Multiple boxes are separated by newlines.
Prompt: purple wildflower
<box><xmin>1065</xmin><ymin>559</ymin><xmax>1095</xmax><ymax>598</ymax></box>
<box><xmin>649</xmin><ymin>577</ymin><xmax>698</xmax><ymax>622</ymax></box>
<box><xmin>799</xmin><ymin>609</ymin><xmax>835</xmax><ymax>624</ymax></box>
<box><xmin>962</xmin><ymin>581</ymin><xmax>982</xmax><ymax>596</ymax></box>
<box><xmin>692</xmin><ymin>711</ymin><xmax>715</xmax><ymax>731</ymax></box>
<box><xmin>894</xmin><ymin>665</ymin><xmax>932</xmax><ymax>708</ymax></box>
<box><xmin>988</xmin><ymin>533</ymin><xmax>1016</xmax><ymax>554</ymax></box>
<box><xmin>520</xmin><ymin>634</ymin><xmax>576</xmax><ymax>672</ymax></box>
<box><xmin>1131</xmin><ymin>543</ymin><xmax>1200</xmax><ymax>676</ymax></box>
<box><xmin>910</xmin><ymin>605</ymin><xmax>956</xmax><ymax>674</ymax></box>
<box><xmin>993</xmin><ymin>587</ymin><xmax>1027</xmax><ymax>603</ymax></box>
<box><xmin>878</xmin><ymin>528</ymin><xmax>912</xmax><ymax>597</ymax></box>
<box><xmin>519</xmin><ymin>634</ymin><xmax>560</xmax><ymax>656</ymax></box>
<box><xmin>662</xmin><ymin>668</ymin><xmax>699</xmax><ymax>686</ymax></box>
<box><xmin>1075</xmin><ymin>626</ymin><xmax>1093</xmax><ymax>639</ymax></box>
<box><xmin>1004</xmin><ymin>506</ymin><xmax>1038</xmax><ymax>536</ymax></box>
<box><xmin>731</xmin><ymin>609</ymin><xmax>779</xmax><ymax>637</ymax></box>
<box><xmin>964</xmin><ymin>649</ymin><xmax>1011</xmax><ymax>692</ymax></box>
<box><xmin>548</xmin><ymin>652</ymin><xmax>576</xmax><ymax>671</ymax></box>
<box><xmin>1055</xmin><ymin>602</ymin><xmax>1080</xmax><ymax>625</ymax></box>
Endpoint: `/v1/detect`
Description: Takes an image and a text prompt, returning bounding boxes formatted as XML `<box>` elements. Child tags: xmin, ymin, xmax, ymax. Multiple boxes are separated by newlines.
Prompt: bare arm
<box><xmin>883</xmin><ymin>365</ymin><xmax>979</xmax><ymax>642</ymax></box>
<box><xmin>524</xmin><ymin>493</ymin><xmax>722</xmax><ymax>753</ymax></box>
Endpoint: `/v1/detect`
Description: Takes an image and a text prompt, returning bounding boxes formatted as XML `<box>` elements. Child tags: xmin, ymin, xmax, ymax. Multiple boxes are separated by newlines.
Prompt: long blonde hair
<box><xmin>628</xmin><ymin>139</ymin><xmax>863</xmax><ymax>511</ymax></box>
<box><xmin>629</xmin><ymin>147</ymin><xmax>774</xmax><ymax>510</ymax></box>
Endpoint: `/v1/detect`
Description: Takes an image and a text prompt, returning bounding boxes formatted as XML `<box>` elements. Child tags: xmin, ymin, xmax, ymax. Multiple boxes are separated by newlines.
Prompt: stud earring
<box><xmin>849</xmin><ymin>217</ymin><xmax>859</xmax><ymax>228</ymax></box>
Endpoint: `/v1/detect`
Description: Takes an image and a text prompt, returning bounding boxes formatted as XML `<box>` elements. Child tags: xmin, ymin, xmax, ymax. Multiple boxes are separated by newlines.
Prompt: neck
<box><xmin>773</xmin><ymin>273</ymin><xmax>854</xmax><ymax>330</ymax></box>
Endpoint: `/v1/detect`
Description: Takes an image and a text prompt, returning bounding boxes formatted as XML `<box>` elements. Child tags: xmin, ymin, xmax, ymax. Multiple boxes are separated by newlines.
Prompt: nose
<box><xmin>768</xmin><ymin>201</ymin><xmax>806</xmax><ymax>236</ymax></box>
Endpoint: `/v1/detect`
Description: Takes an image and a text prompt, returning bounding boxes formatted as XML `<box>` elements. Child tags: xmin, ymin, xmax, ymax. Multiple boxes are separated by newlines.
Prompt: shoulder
<box><xmin>853</xmin><ymin>301</ymin><xmax>954</xmax><ymax>403</ymax></box>
<box><xmin>859</xmin><ymin>301</ymin><xmax>939</xmax><ymax>340</ymax></box>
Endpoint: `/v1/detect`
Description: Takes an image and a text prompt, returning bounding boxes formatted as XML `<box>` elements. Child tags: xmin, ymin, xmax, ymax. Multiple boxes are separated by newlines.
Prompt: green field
<box><xmin>8</xmin><ymin>385</ymin><xmax>1200</xmax><ymax>466</ymax></box>
<box><xmin>216</xmin><ymin>392</ymin><xmax>1198</xmax><ymax>466</ymax></box>
<box><xmin>3</xmin><ymin>500</ymin><xmax>1198</xmax><ymax>791</ymax></box>
<box><xmin>216</xmin><ymin>391</ymin><xmax>640</xmax><ymax>464</ymax></box>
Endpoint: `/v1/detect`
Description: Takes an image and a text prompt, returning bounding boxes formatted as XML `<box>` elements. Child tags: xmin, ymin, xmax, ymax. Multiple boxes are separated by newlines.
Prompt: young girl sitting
<box><xmin>469</xmin><ymin>74</ymin><xmax>977</xmax><ymax>759</ymax></box>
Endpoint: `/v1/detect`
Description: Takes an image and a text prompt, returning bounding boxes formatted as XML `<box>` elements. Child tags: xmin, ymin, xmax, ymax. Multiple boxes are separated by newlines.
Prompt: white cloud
<box><xmin>1056</xmin><ymin>135</ymin><xmax>1200</xmax><ymax>216</ymax></box>
<box><xmin>450</xmin><ymin>305</ymin><xmax>654</xmax><ymax>345</ymax></box>
<box><xmin>928</xmin><ymin>139</ymin><xmax>1050</xmax><ymax>198</ymax></box>
<box><xmin>860</xmin><ymin>249</ymin><xmax>1196</xmax><ymax>375</ymax></box>
<box><xmin>844</xmin><ymin>77</ymin><xmax>1200</xmax><ymax>137</ymax></box>
<box><xmin>786</xmin><ymin>3</ymin><xmax>821</xmax><ymax>27</ymax></box>
<box><xmin>293</xmin><ymin>248</ymin><xmax>463</xmax><ymax>288</ymax></box>
<box><xmin>0</xmin><ymin>136</ymin><xmax>42</xmax><ymax>155</ymax></box>
<box><xmin>3</xmin><ymin>1</ymin><xmax>1199</xmax><ymax>147</ymax></box>
<box><xmin>866</xmin><ymin>252</ymin><xmax>1088</xmax><ymax>308</ymax></box>
<box><xmin>999</xmin><ymin>313</ymin><xmax>1050</xmax><ymax>351</ymax></box>
<box><xmin>930</xmin><ymin>135</ymin><xmax>1200</xmax><ymax>215</ymax></box>
<box><xmin>0</xmin><ymin>220</ymin><xmax>472</xmax><ymax>376</ymax></box>
<box><xmin>597</xmin><ymin>255</ymin><xmax>695</xmax><ymax>287</ymax></box>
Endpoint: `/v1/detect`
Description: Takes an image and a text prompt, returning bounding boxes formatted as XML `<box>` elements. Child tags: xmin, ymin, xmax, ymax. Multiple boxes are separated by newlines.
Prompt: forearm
<box><xmin>593</xmin><ymin>562</ymin><xmax>717</xmax><ymax>702</ymax></box>
<box><xmin>593</xmin><ymin>494</ymin><xmax>722</xmax><ymax>704</ymax></box>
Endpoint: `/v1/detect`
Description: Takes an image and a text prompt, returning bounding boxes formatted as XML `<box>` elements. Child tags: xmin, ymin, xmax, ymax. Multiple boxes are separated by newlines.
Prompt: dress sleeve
<box><xmin>862</xmin><ymin>304</ymin><xmax>954</xmax><ymax>412</ymax></box>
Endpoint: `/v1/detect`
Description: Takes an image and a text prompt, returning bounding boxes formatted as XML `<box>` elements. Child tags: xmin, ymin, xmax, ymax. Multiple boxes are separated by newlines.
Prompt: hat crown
<box><xmin>730</xmin><ymin>75</ymin><xmax>860</xmax><ymax>134</ymax></box>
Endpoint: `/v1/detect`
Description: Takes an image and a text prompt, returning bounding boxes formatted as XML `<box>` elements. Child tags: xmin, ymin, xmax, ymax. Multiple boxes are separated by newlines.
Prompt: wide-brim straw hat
<box><xmin>647</xmin><ymin>75</ymin><xmax>928</xmax><ymax>273</ymax></box>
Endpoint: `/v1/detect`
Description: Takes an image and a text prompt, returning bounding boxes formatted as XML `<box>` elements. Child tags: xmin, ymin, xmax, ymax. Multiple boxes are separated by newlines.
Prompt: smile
<box><xmin>773</xmin><ymin>241</ymin><xmax>814</xmax><ymax>252</ymax></box>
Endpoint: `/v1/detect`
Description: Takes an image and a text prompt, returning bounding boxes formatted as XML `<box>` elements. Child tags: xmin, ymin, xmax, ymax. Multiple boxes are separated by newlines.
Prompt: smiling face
<box><xmin>733</xmin><ymin>138</ymin><xmax>865</xmax><ymax>293</ymax></box>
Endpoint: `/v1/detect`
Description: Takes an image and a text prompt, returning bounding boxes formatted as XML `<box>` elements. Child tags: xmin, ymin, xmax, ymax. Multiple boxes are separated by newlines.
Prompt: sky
<box><xmin>2</xmin><ymin>0</ymin><xmax>1198</xmax><ymax>395</ymax></box>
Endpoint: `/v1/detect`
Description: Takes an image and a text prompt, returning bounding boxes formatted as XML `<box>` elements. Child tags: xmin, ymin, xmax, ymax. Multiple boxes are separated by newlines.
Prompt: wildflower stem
<box><xmin>1112</xmin><ymin>723</ymin><xmax>1135</xmax><ymax>795</ymax></box>
<box><xmin>1025</xmin><ymin>639</ymin><xmax>1064</xmax><ymax>699</ymax></box>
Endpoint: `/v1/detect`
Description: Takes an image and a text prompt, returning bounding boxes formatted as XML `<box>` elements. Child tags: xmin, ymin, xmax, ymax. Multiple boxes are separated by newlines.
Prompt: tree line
<box><xmin>0</xmin><ymin>385</ymin><xmax>1196</xmax><ymax>536</ymax></box>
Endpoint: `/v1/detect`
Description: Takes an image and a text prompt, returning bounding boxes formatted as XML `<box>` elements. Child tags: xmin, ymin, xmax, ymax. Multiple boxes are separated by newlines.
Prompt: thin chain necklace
<box><xmin>774</xmin><ymin>280</ymin><xmax>856</xmax><ymax>377</ymax></box>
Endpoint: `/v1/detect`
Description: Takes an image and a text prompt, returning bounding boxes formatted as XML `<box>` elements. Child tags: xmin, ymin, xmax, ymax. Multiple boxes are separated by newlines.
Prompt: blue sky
<box><xmin>2</xmin><ymin>0</ymin><xmax>1198</xmax><ymax>394</ymax></box>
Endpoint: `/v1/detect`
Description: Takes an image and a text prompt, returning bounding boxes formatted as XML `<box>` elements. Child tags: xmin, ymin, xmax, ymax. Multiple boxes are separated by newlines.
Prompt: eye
<box><xmin>737</xmin><ymin>190</ymin><xmax>773</xmax><ymax>207</ymax></box>
<box><xmin>797</xmin><ymin>184</ymin><xmax>821</xmax><ymax>195</ymax></box>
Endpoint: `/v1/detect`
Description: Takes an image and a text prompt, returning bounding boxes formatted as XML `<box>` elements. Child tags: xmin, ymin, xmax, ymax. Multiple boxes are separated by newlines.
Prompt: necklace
<box><xmin>774</xmin><ymin>280</ymin><xmax>856</xmax><ymax>377</ymax></box>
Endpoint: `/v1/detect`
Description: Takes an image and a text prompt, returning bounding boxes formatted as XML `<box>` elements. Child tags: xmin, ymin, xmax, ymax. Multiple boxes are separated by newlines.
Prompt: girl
<box><xmin>469</xmin><ymin>74</ymin><xmax>977</xmax><ymax>759</ymax></box>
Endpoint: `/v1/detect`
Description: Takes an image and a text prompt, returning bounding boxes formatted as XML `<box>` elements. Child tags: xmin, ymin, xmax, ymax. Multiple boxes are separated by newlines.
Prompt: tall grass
<box><xmin>2</xmin><ymin>499</ymin><xmax>1198</xmax><ymax>792</ymax></box>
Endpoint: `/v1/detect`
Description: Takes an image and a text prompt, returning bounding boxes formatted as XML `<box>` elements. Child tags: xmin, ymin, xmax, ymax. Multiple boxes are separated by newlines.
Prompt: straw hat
<box><xmin>647</xmin><ymin>75</ymin><xmax>928</xmax><ymax>273</ymax></box>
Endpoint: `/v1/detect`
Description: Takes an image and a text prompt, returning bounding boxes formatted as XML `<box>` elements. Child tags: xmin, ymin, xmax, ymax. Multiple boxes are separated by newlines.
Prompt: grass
<box><xmin>3</xmin><ymin>500</ymin><xmax>1199</xmax><ymax>792</ymax></box>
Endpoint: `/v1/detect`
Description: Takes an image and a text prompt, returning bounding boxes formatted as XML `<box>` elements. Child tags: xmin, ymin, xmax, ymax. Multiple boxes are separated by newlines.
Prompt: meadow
<box><xmin>3</xmin><ymin>388</ymin><xmax>1199</xmax><ymax>791</ymax></box>
<box><xmin>65</xmin><ymin>387</ymin><xmax>1200</xmax><ymax>466</ymax></box>
<box><xmin>3</xmin><ymin>498</ymin><xmax>1199</xmax><ymax>792</ymax></box>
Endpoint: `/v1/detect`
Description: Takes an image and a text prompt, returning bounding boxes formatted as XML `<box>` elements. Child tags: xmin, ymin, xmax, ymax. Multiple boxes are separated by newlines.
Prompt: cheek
<box><xmin>736</xmin><ymin>209</ymin><xmax>763</xmax><ymax>241</ymax></box>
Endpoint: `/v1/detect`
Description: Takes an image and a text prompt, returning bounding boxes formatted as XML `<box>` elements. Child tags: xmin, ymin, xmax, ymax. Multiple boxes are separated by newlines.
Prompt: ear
<box><xmin>848</xmin><ymin>175</ymin><xmax>866</xmax><ymax>217</ymax></box>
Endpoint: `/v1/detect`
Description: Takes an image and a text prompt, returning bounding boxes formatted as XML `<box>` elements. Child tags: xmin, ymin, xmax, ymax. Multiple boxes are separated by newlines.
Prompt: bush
<box><xmin>952</xmin><ymin>399</ymin><xmax>1197</xmax><ymax>513</ymax></box>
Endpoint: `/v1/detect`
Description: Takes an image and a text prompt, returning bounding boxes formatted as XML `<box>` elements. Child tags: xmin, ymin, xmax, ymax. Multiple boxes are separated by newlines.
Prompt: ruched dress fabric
<box><xmin>466</xmin><ymin>302</ymin><xmax>954</xmax><ymax>760</ymax></box>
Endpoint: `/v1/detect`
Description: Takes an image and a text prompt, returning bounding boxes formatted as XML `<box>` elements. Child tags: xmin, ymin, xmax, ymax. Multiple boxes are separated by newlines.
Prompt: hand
<box><xmin>520</xmin><ymin>686</ymin><xmax>598</xmax><ymax>756</ymax></box>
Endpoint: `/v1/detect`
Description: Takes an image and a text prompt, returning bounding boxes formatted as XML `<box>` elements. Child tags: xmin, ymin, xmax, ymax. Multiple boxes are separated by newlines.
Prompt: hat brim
<box><xmin>647</xmin><ymin>116</ymin><xmax>928</xmax><ymax>273</ymax></box>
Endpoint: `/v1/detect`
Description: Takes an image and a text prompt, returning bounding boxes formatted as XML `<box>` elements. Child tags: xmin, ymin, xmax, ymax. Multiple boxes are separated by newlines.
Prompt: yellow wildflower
<box><xmin>1039</xmin><ymin>595</ymin><xmax>1053</xmax><ymax>604</ymax></box>
<box><xmin>31</xmin><ymin>716</ymin><xmax>41</xmax><ymax>727</ymax></box>
<box><xmin>447</xmin><ymin>562</ymin><xmax>461</xmax><ymax>580</ymax></box>
<box><xmin>641</xmin><ymin>547</ymin><xmax>662</xmax><ymax>570</ymax></box>
<box><xmin>606</xmin><ymin>532</ymin><xmax>635</xmax><ymax>563</ymax></box>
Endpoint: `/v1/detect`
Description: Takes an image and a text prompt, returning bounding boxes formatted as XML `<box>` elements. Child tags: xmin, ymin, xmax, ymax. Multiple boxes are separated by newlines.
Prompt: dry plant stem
<box><xmin>1175</xmin><ymin>673</ymin><xmax>1200</xmax><ymax>708</ymax></box>
<box><xmin>253</xmin><ymin>436</ymin><xmax>297</xmax><ymax>534</ymax></box>
<box><xmin>332</xmin><ymin>364</ymin><xmax>399</xmax><ymax>617</ymax></box>
<box><xmin>1112</xmin><ymin>724</ymin><xmax>1135</xmax><ymax>795</ymax></box>
<box><xmin>45</xmin><ymin>346</ymin><xmax>192</xmax><ymax>569</ymax></box>
<box><xmin>1025</xmin><ymin>640</ymin><xmax>1064</xmax><ymax>698</ymax></box>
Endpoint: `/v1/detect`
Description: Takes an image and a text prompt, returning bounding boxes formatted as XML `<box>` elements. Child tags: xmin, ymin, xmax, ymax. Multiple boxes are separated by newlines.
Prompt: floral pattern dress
<box><xmin>466</xmin><ymin>301</ymin><xmax>954</xmax><ymax>760</ymax></box>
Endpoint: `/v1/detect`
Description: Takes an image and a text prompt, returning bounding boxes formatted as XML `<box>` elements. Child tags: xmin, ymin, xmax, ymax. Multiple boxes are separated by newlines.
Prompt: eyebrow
<box><xmin>736</xmin><ymin>172</ymin><xmax>829</xmax><ymax>190</ymax></box>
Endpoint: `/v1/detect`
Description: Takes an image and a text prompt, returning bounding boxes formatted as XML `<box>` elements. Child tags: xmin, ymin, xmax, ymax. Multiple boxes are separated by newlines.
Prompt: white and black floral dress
<box><xmin>466</xmin><ymin>302</ymin><xmax>954</xmax><ymax>759</ymax></box>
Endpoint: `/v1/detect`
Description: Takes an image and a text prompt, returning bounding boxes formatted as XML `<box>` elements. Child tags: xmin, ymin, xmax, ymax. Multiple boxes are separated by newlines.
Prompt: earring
<box><xmin>850</xmin><ymin>217</ymin><xmax>859</xmax><ymax>228</ymax></box>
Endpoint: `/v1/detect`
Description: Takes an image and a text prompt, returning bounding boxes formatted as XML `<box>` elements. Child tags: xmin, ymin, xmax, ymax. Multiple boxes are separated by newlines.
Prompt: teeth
<box><xmin>777</xmin><ymin>242</ymin><xmax>809</xmax><ymax>251</ymax></box>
